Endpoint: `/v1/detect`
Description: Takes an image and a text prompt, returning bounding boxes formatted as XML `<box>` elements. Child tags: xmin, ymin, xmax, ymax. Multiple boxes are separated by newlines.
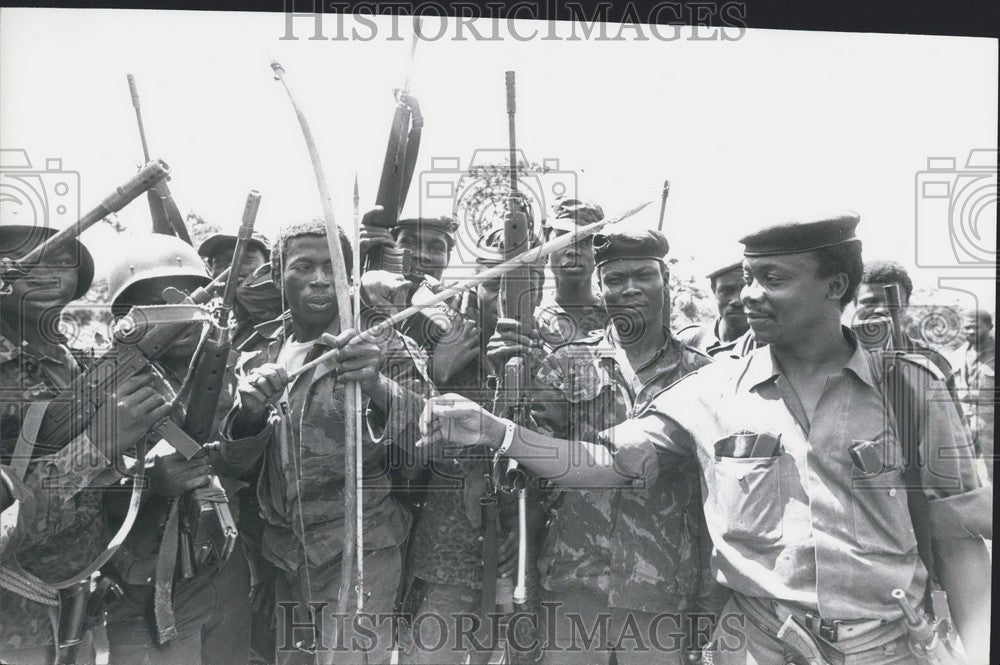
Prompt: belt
<box><xmin>769</xmin><ymin>599</ymin><xmax>885</xmax><ymax>643</ymax></box>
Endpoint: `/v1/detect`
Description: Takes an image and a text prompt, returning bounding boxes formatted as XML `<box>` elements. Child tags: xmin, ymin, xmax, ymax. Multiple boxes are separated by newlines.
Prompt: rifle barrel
<box><xmin>288</xmin><ymin>199</ymin><xmax>652</xmax><ymax>380</ymax></box>
<box><xmin>218</xmin><ymin>190</ymin><xmax>261</xmax><ymax>315</ymax></box>
<box><xmin>127</xmin><ymin>74</ymin><xmax>152</xmax><ymax>163</ymax></box>
<box><xmin>10</xmin><ymin>159</ymin><xmax>169</xmax><ymax>268</ymax></box>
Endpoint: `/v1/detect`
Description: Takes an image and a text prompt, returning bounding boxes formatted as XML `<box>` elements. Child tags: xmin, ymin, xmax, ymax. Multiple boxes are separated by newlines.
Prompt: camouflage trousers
<box><xmin>537</xmin><ymin>587</ymin><xmax>688</xmax><ymax>665</ymax></box>
<box><xmin>273</xmin><ymin>545</ymin><xmax>401</xmax><ymax>665</ymax></box>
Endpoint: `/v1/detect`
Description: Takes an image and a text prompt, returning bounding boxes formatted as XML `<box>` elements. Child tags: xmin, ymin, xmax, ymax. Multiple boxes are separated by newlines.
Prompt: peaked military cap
<box><xmin>544</xmin><ymin>198</ymin><xmax>604</xmax><ymax>233</ymax></box>
<box><xmin>392</xmin><ymin>216</ymin><xmax>459</xmax><ymax>238</ymax></box>
<box><xmin>740</xmin><ymin>212</ymin><xmax>861</xmax><ymax>257</ymax></box>
<box><xmin>706</xmin><ymin>261</ymin><xmax>743</xmax><ymax>280</ymax></box>
<box><xmin>593</xmin><ymin>229</ymin><xmax>669</xmax><ymax>268</ymax></box>
<box><xmin>197</xmin><ymin>232</ymin><xmax>272</xmax><ymax>259</ymax></box>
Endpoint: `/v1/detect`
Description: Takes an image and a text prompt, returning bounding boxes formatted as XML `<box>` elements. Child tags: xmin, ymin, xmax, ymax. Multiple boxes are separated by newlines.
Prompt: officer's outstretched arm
<box><xmin>418</xmin><ymin>394</ymin><xmax>679</xmax><ymax>488</ymax></box>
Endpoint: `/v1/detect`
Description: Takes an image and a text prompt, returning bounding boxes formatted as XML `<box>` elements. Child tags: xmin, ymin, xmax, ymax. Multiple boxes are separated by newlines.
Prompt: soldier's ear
<box><xmin>826</xmin><ymin>272</ymin><xmax>849</xmax><ymax>304</ymax></box>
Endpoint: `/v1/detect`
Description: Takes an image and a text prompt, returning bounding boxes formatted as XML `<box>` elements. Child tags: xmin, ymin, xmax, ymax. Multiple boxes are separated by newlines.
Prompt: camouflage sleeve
<box><xmin>0</xmin><ymin>466</ymin><xmax>33</xmax><ymax>560</ymax></box>
<box><xmin>218</xmin><ymin>403</ymin><xmax>277</xmax><ymax>476</ymax></box>
<box><xmin>21</xmin><ymin>431</ymin><xmax>121</xmax><ymax>503</ymax></box>
<box><xmin>530</xmin><ymin>352</ymin><xmax>575</xmax><ymax>440</ymax></box>
<box><xmin>368</xmin><ymin>333</ymin><xmax>435</xmax><ymax>456</ymax></box>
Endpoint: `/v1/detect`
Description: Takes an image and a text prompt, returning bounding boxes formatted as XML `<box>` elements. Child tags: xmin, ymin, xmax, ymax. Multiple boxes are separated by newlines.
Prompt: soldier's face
<box><xmin>713</xmin><ymin>269</ymin><xmax>746</xmax><ymax>324</ymax></box>
<box><xmin>963</xmin><ymin>313</ymin><xmax>992</xmax><ymax>345</ymax></box>
<box><xmin>854</xmin><ymin>282</ymin><xmax>908</xmax><ymax>321</ymax></box>
<box><xmin>394</xmin><ymin>228</ymin><xmax>451</xmax><ymax>281</ymax></box>
<box><xmin>0</xmin><ymin>246</ymin><xmax>79</xmax><ymax>319</ymax></box>
<box><xmin>741</xmin><ymin>253</ymin><xmax>843</xmax><ymax>347</ymax></box>
<box><xmin>598</xmin><ymin>258</ymin><xmax>665</xmax><ymax>335</ymax></box>
<box><xmin>282</xmin><ymin>236</ymin><xmax>338</xmax><ymax>326</ymax></box>
<box><xmin>547</xmin><ymin>228</ymin><xmax>596</xmax><ymax>284</ymax></box>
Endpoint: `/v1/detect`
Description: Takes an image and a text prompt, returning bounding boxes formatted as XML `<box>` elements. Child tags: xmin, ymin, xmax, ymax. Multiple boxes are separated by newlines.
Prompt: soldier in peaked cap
<box><xmin>676</xmin><ymin>260</ymin><xmax>749</xmax><ymax>357</ymax></box>
<box><xmin>534</xmin><ymin>198</ymin><xmax>608</xmax><ymax>349</ymax></box>
<box><xmin>422</xmin><ymin>212</ymin><xmax>991</xmax><ymax>665</ymax></box>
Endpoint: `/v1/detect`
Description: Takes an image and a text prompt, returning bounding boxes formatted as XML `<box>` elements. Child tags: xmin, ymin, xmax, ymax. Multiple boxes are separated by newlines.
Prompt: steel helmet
<box><xmin>0</xmin><ymin>223</ymin><xmax>95</xmax><ymax>300</ymax></box>
<box><xmin>108</xmin><ymin>234</ymin><xmax>210</xmax><ymax>310</ymax></box>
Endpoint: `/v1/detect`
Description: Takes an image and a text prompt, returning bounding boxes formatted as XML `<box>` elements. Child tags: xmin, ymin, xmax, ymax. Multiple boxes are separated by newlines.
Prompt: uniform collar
<box><xmin>744</xmin><ymin>326</ymin><xmax>876</xmax><ymax>391</ymax></box>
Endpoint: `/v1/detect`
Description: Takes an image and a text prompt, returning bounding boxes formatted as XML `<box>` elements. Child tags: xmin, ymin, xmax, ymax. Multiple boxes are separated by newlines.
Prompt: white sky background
<box><xmin>1</xmin><ymin>7</ymin><xmax>996</xmax><ymax>310</ymax></box>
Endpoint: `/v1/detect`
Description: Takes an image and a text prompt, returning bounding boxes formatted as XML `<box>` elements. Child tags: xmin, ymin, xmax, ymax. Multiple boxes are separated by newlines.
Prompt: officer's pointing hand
<box><xmin>417</xmin><ymin>394</ymin><xmax>506</xmax><ymax>451</ymax></box>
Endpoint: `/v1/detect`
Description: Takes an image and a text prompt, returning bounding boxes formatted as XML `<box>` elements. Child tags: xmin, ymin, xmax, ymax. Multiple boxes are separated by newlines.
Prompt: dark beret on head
<box><xmin>197</xmin><ymin>232</ymin><xmax>271</xmax><ymax>259</ymax></box>
<box><xmin>740</xmin><ymin>212</ymin><xmax>860</xmax><ymax>257</ymax></box>
<box><xmin>706</xmin><ymin>261</ymin><xmax>743</xmax><ymax>281</ymax></box>
<box><xmin>593</xmin><ymin>229</ymin><xmax>669</xmax><ymax>268</ymax></box>
<box><xmin>544</xmin><ymin>199</ymin><xmax>604</xmax><ymax>233</ymax></box>
<box><xmin>392</xmin><ymin>216</ymin><xmax>459</xmax><ymax>238</ymax></box>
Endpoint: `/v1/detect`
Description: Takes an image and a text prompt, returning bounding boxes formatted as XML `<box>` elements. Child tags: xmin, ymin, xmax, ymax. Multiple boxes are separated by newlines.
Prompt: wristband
<box><xmin>496</xmin><ymin>419</ymin><xmax>517</xmax><ymax>455</ymax></box>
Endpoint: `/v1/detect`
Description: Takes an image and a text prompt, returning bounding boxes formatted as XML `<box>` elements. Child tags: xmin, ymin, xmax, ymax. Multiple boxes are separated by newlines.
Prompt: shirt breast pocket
<box><xmin>850</xmin><ymin>465</ymin><xmax>918</xmax><ymax>554</ymax></box>
<box><xmin>711</xmin><ymin>454</ymin><xmax>783</xmax><ymax>545</ymax></box>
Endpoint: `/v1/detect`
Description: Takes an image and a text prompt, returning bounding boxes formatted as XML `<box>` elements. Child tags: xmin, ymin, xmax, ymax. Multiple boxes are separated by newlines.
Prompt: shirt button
<box><xmin>889</xmin><ymin>488</ymin><xmax>896</xmax><ymax>497</ymax></box>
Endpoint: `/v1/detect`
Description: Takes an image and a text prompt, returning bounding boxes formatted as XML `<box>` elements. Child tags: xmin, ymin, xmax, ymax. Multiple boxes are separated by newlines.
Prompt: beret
<box><xmin>740</xmin><ymin>212</ymin><xmax>860</xmax><ymax>257</ymax></box>
<box><xmin>593</xmin><ymin>229</ymin><xmax>669</xmax><ymax>268</ymax></box>
<box><xmin>392</xmin><ymin>216</ymin><xmax>459</xmax><ymax>238</ymax></box>
<box><xmin>198</xmin><ymin>232</ymin><xmax>271</xmax><ymax>259</ymax></box>
<box><xmin>706</xmin><ymin>261</ymin><xmax>743</xmax><ymax>280</ymax></box>
<box><xmin>475</xmin><ymin>227</ymin><xmax>545</xmax><ymax>267</ymax></box>
<box><xmin>544</xmin><ymin>199</ymin><xmax>604</xmax><ymax>233</ymax></box>
<box><xmin>0</xmin><ymin>224</ymin><xmax>94</xmax><ymax>300</ymax></box>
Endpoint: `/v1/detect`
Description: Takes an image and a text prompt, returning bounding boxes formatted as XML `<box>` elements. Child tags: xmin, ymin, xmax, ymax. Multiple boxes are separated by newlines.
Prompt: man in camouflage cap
<box><xmin>423</xmin><ymin>212</ymin><xmax>992</xmax><ymax>664</ymax></box>
<box><xmin>492</xmin><ymin>228</ymin><xmax>721</xmax><ymax>665</ymax></box>
<box><xmin>534</xmin><ymin>198</ymin><xmax>608</xmax><ymax>349</ymax></box>
<box><xmin>677</xmin><ymin>260</ymin><xmax>749</xmax><ymax>356</ymax></box>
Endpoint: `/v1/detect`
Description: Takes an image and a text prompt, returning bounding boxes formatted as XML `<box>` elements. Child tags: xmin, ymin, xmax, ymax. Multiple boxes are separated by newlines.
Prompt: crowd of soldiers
<box><xmin>0</xmin><ymin>194</ymin><xmax>994</xmax><ymax>665</ymax></box>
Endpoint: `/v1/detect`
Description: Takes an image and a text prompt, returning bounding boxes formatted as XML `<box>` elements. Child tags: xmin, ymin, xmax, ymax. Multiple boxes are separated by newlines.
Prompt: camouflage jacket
<box><xmin>531</xmin><ymin>326</ymin><xmax>716</xmax><ymax>614</ymax></box>
<box><xmin>676</xmin><ymin>317</ymin><xmax>746</xmax><ymax>358</ymax></box>
<box><xmin>220</xmin><ymin>318</ymin><xmax>429</xmax><ymax>573</ymax></box>
<box><xmin>405</xmin><ymin>347</ymin><xmax>496</xmax><ymax>588</ymax></box>
<box><xmin>0</xmin><ymin>330</ymin><xmax>121</xmax><ymax>651</ymax></box>
<box><xmin>534</xmin><ymin>294</ymin><xmax>607</xmax><ymax>350</ymax></box>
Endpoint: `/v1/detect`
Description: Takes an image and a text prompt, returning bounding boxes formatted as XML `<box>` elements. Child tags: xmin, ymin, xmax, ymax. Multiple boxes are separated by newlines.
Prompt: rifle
<box><xmin>883</xmin><ymin>283</ymin><xmax>906</xmax><ymax>350</ymax></box>
<box><xmin>363</xmin><ymin>17</ymin><xmax>423</xmax><ymax>274</ymax></box>
<box><xmin>656</xmin><ymin>179</ymin><xmax>670</xmax><ymax>233</ymax></box>
<box><xmin>127</xmin><ymin>74</ymin><xmax>192</xmax><ymax>244</ymax></box>
<box><xmin>287</xmin><ymin>200</ymin><xmax>652</xmax><ymax>382</ymax></box>
<box><xmin>483</xmin><ymin>71</ymin><xmax>533</xmax><ymax>625</ymax></box>
<box><xmin>1</xmin><ymin>159</ymin><xmax>170</xmax><ymax>294</ymax></box>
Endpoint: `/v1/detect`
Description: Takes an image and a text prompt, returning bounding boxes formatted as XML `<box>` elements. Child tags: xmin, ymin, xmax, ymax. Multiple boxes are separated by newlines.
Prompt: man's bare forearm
<box><xmin>933</xmin><ymin>537</ymin><xmax>991</xmax><ymax>662</ymax></box>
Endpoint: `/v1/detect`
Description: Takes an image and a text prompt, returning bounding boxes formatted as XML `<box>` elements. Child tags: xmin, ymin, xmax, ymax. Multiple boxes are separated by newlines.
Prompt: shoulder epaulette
<box><xmin>888</xmin><ymin>350</ymin><xmax>948</xmax><ymax>382</ymax></box>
